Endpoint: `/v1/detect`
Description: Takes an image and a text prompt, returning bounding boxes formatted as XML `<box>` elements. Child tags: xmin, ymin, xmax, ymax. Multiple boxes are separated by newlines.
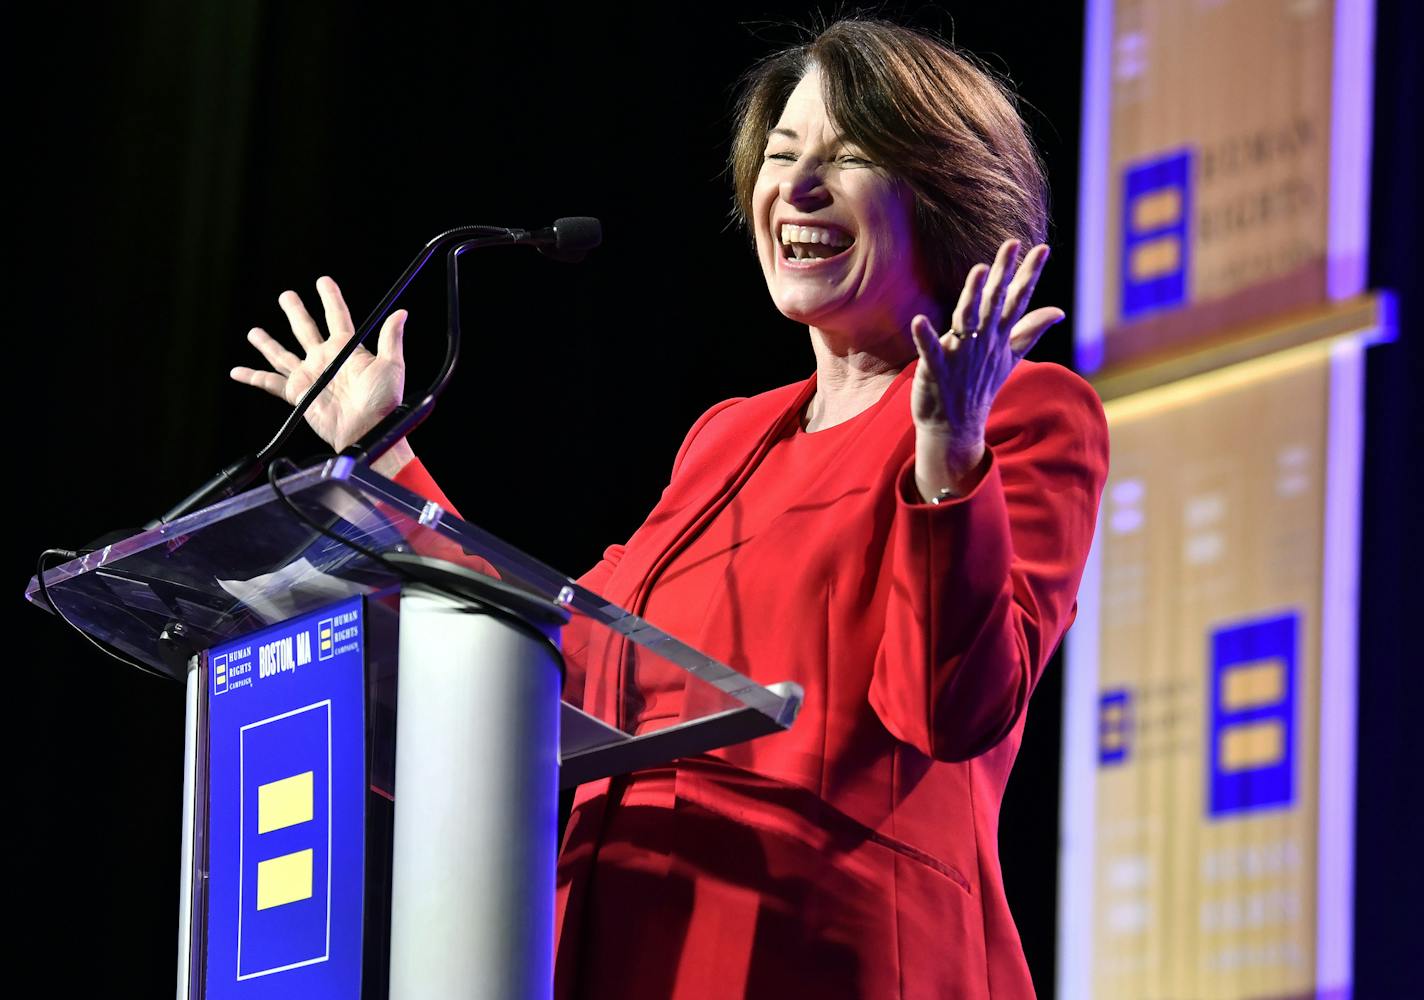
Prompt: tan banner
<box><xmin>1095</xmin><ymin>0</ymin><xmax>1334</xmax><ymax>369</ymax></box>
<box><xmin>1076</xmin><ymin>350</ymin><xmax>1342</xmax><ymax>999</ymax></box>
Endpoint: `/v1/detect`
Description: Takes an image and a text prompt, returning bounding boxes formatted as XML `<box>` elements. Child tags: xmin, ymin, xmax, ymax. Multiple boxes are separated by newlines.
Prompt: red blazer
<box><xmin>397</xmin><ymin>358</ymin><xmax>1108</xmax><ymax>999</ymax></box>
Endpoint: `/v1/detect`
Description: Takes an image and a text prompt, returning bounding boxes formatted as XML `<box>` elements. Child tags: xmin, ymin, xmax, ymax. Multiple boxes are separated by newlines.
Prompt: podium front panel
<box><xmin>192</xmin><ymin>593</ymin><xmax>400</xmax><ymax>999</ymax></box>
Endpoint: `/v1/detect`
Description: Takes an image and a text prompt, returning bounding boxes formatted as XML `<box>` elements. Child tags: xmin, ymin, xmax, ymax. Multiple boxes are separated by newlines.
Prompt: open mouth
<box><xmin>780</xmin><ymin>223</ymin><xmax>854</xmax><ymax>261</ymax></box>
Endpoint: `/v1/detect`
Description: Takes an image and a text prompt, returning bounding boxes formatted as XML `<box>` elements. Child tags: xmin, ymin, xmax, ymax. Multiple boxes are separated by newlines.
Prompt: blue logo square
<box><xmin>1098</xmin><ymin>688</ymin><xmax>1132</xmax><ymax>766</ymax></box>
<box><xmin>1208</xmin><ymin>612</ymin><xmax>1299</xmax><ymax>818</ymax></box>
<box><xmin>1121</xmin><ymin>150</ymin><xmax>1192</xmax><ymax>320</ymax></box>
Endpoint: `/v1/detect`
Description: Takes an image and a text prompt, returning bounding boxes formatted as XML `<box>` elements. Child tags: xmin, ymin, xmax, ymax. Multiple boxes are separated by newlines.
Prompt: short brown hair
<box><xmin>729</xmin><ymin>19</ymin><xmax>1048</xmax><ymax>303</ymax></box>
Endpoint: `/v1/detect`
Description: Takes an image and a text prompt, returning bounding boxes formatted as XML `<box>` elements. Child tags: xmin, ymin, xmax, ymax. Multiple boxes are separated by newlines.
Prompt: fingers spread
<box><xmin>913</xmin><ymin>313</ymin><xmax>959</xmax><ymax>378</ymax></box>
<box><xmin>229</xmin><ymin>365</ymin><xmax>288</xmax><ymax>398</ymax></box>
<box><xmin>952</xmin><ymin>264</ymin><xmax>988</xmax><ymax>336</ymax></box>
<box><xmin>1008</xmin><ymin>306</ymin><xmax>1066</xmax><ymax>359</ymax></box>
<box><xmin>317</xmin><ymin>276</ymin><xmax>355</xmax><ymax>345</ymax></box>
<box><xmin>1001</xmin><ymin>244</ymin><xmax>1051</xmax><ymax>328</ymax></box>
<box><xmin>977</xmin><ymin>239</ymin><xmax>1021</xmax><ymax>341</ymax></box>
<box><xmin>246</xmin><ymin>327</ymin><xmax>301</xmax><ymax>375</ymax></box>
<box><xmin>911</xmin><ymin>313</ymin><xmax>937</xmax><ymax>355</ymax></box>
<box><xmin>279</xmin><ymin>290</ymin><xmax>325</xmax><ymax>352</ymax></box>
<box><xmin>377</xmin><ymin>309</ymin><xmax>407</xmax><ymax>361</ymax></box>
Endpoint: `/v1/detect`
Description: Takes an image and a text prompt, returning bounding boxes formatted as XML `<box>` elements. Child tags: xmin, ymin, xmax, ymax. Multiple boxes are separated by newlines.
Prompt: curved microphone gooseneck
<box><xmin>146</xmin><ymin>218</ymin><xmax>602</xmax><ymax>528</ymax></box>
<box><xmin>342</xmin><ymin>218</ymin><xmax>603</xmax><ymax>467</ymax></box>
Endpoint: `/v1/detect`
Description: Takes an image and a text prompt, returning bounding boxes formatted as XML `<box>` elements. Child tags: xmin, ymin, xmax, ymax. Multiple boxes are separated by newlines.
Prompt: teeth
<box><xmin>779</xmin><ymin>224</ymin><xmax>853</xmax><ymax>247</ymax></box>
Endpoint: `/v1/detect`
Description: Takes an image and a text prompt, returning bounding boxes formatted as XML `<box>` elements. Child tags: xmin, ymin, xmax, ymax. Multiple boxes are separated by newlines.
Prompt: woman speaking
<box><xmin>232</xmin><ymin>18</ymin><xmax>1109</xmax><ymax>1000</ymax></box>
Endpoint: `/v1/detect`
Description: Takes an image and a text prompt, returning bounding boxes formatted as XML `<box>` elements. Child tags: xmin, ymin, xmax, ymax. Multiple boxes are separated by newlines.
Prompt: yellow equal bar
<box><xmin>1222</xmin><ymin>659</ymin><xmax>1286</xmax><ymax>710</ymax></box>
<box><xmin>256</xmin><ymin>848</ymin><xmax>314</xmax><ymax>910</ymax></box>
<box><xmin>1219</xmin><ymin>720</ymin><xmax>1285</xmax><ymax>771</ymax></box>
<box><xmin>1129</xmin><ymin>235</ymin><xmax>1182</xmax><ymax>281</ymax></box>
<box><xmin>257</xmin><ymin>770</ymin><xmax>314</xmax><ymax>834</ymax></box>
<box><xmin>1131</xmin><ymin>188</ymin><xmax>1183</xmax><ymax>231</ymax></box>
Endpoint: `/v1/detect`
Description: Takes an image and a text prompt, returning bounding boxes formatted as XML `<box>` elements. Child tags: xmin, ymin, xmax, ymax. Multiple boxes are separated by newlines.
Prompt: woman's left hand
<box><xmin>908</xmin><ymin>239</ymin><xmax>1064</xmax><ymax>501</ymax></box>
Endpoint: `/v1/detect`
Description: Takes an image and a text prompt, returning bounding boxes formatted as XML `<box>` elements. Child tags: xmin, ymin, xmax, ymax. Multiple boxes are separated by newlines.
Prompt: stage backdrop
<box><xmin>1060</xmin><ymin>1</ymin><xmax>1384</xmax><ymax>998</ymax></box>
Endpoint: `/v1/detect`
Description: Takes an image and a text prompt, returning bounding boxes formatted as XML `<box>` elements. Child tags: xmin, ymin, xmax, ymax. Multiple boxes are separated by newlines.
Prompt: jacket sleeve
<box><xmin>392</xmin><ymin>457</ymin><xmax>462</xmax><ymax>516</ymax></box>
<box><xmin>866</xmin><ymin>364</ymin><xmax>1109</xmax><ymax>762</ymax></box>
<box><xmin>389</xmin><ymin>457</ymin><xmax>491</xmax><ymax>573</ymax></box>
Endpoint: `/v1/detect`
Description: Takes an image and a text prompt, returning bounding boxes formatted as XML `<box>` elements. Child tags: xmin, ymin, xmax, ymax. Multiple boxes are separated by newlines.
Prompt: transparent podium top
<box><xmin>25</xmin><ymin>458</ymin><xmax>801</xmax><ymax>782</ymax></box>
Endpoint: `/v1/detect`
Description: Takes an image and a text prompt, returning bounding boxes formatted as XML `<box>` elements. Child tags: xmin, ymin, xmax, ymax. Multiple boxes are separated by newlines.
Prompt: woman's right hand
<box><xmin>230</xmin><ymin>276</ymin><xmax>408</xmax><ymax>457</ymax></box>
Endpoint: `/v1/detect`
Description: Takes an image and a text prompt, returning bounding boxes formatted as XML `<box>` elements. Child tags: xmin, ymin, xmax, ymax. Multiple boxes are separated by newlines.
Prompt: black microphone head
<box><xmin>539</xmin><ymin>216</ymin><xmax>602</xmax><ymax>262</ymax></box>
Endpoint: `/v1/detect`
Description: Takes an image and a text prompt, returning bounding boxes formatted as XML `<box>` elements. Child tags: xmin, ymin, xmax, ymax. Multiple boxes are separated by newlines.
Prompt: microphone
<box><xmin>521</xmin><ymin>217</ymin><xmax>603</xmax><ymax>262</ymax></box>
<box><xmin>146</xmin><ymin>218</ymin><xmax>602</xmax><ymax>527</ymax></box>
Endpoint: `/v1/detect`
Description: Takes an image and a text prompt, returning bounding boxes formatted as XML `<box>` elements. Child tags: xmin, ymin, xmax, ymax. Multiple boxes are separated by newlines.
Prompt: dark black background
<box><xmin>12</xmin><ymin>1</ymin><xmax>1418</xmax><ymax>995</ymax></box>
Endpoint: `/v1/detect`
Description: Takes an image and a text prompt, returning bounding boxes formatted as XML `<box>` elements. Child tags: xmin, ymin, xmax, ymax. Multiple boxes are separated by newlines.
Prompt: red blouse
<box><xmin>631</xmin><ymin>393</ymin><xmax>886</xmax><ymax>735</ymax></box>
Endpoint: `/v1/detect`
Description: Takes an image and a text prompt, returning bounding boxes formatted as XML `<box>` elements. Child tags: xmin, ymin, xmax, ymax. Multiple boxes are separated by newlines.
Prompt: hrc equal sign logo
<box><xmin>212</xmin><ymin>653</ymin><xmax>229</xmax><ymax>695</ymax></box>
<box><xmin>317</xmin><ymin>618</ymin><xmax>335</xmax><ymax>661</ymax></box>
<box><xmin>1208</xmin><ymin>613</ymin><xmax>1298</xmax><ymax>818</ymax></box>
<box><xmin>256</xmin><ymin>771</ymin><xmax>315</xmax><ymax>910</ymax></box>
<box><xmin>1098</xmin><ymin>689</ymin><xmax>1132</xmax><ymax>766</ymax></box>
<box><xmin>238</xmin><ymin>702</ymin><xmax>332</xmax><ymax>979</ymax></box>
<box><xmin>1120</xmin><ymin>150</ymin><xmax>1192</xmax><ymax>320</ymax></box>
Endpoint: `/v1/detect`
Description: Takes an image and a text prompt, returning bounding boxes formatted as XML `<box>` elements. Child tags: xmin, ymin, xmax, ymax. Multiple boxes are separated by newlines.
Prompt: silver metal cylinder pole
<box><xmin>388</xmin><ymin>583</ymin><xmax>563</xmax><ymax>1000</ymax></box>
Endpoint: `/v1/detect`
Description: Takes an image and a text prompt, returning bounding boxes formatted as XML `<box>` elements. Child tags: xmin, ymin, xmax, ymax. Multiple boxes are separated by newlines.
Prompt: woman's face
<box><xmin>752</xmin><ymin>67</ymin><xmax>939</xmax><ymax>343</ymax></box>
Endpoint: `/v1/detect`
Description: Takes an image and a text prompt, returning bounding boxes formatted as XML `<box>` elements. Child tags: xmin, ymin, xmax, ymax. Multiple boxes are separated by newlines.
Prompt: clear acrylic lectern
<box><xmin>24</xmin><ymin>457</ymin><xmax>803</xmax><ymax>1000</ymax></box>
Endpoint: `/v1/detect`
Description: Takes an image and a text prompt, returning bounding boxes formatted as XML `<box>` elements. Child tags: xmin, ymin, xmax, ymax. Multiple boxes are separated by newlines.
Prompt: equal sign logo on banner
<box><xmin>1208</xmin><ymin>612</ymin><xmax>1299</xmax><ymax>818</ymax></box>
<box><xmin>256</xmin><ymin>771</ymin><xmax>315</xmax><ymax>911</ymax></box>
<box><xmin>213</xmin><ymin>653</ymin><xmax>229</xmax><ymax>695</ymax></box>
<box><xmin>317</xmin><ymin>618</ymin><xmax>335</xmax><ymax>662</ymax></box>
<box><xmin>1098</xmin><ymin>688</ymin><xmax>1132</xmax><ymax>766</ymax></box>
<box><xmin>237</xmin><ymin>701</ymin><xmax>332</xmax><ymax>979</ymax></box>
<box><xmin>1121</xmin><ymin>150</ymin><xmax>1192</xmax><ymax>321</ymax></box>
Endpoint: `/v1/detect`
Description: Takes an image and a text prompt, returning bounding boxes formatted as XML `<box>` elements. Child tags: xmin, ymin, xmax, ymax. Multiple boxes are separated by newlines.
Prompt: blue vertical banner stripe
<box><xmin>205</xmin><ymin>596</ymin><xmax>366</xmax><ymax>998</ymax></box>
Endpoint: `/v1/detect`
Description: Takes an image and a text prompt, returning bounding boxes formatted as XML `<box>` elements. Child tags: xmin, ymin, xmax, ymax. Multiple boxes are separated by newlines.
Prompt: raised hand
<box><xmin>230</xmin><ymin>276</ymin><xmax>407</xmax><ymax>453</ymax></box>
<box><xmin>908</xmin><ymin>239</ymin><xmax>1064</xmax><ymax>500</ymax></box>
